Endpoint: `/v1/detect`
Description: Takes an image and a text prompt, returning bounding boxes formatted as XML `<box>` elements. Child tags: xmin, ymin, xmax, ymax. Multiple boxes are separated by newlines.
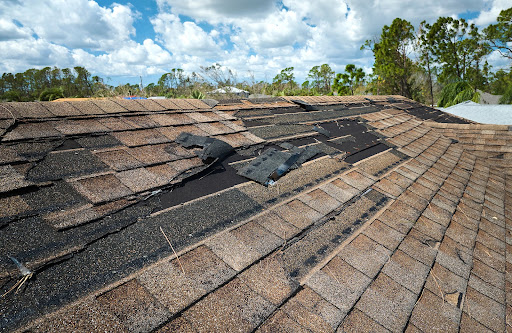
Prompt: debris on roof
<box><xmin>1</xmin><ymin>95</ymin><xmax>510</xmax><ymax>333</ymax></box>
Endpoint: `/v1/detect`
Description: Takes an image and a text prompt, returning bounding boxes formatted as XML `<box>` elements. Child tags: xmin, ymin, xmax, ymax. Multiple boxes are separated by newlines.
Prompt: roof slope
<box><xmin>0</xmin><ymin>96</ymin><xmax>509</xmax><ymax>332</ymax></box>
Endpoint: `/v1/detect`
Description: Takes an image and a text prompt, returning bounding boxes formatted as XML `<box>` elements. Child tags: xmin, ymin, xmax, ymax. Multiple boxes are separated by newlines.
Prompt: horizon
<box><xmin>1</xmin><ymin>0</ymin><xmax>510</xmax><ymax>87</ymax></box>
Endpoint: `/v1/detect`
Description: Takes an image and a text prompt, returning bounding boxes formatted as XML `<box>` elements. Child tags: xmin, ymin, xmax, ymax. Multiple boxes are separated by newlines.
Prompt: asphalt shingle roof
<box><xmin>0</xmin><ymin>96</ymin><xmax>510</xmax><ymax>332</ymax></box>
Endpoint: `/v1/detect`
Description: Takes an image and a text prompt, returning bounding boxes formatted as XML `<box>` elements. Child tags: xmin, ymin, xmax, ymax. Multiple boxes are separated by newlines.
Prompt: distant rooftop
<box><xmin>438</xmin><ymin>101</ymin><xmax>512</xmax><ymax>125</ymax></box>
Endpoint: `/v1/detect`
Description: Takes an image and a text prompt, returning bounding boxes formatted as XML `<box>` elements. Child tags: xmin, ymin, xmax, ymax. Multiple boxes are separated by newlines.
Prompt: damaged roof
<box><xmin>0</xmin><ymin>95</ymin><xmax>510</xmax><ymax>332</ymax></box>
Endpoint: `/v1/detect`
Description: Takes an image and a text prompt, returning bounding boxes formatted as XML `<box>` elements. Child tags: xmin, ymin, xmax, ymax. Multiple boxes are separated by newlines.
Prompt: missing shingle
<box><xmin>237</xmin><ymin>145</ymin><xmax>320</xmax><ymax>185</ymax></box>
<box><xmin>176</xmin><ymin>132</ymin><xmax>234</xmax><ymax>164</ymax></box>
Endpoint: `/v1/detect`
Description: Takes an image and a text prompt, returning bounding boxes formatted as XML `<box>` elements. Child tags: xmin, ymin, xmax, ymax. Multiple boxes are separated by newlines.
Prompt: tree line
<box><xmin>1</xmin><ymin>7</ymin><xmax>510</xmax><ymax>105</ymax></box>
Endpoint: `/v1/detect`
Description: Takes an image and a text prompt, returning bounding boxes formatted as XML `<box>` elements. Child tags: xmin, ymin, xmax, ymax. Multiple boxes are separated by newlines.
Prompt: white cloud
<box><xmin>473</xmin><ymin>0</ymin><xmax>511</xmax><ymax>26</ymax></box>
<box><xmin>151</xmin><ymin>13</ymin><xmax>221</xmax><ymax>57</ymax></box>
<box><xmin>2</xmin><ymin>0</ymin><xmax>138</xmax><ymax>51</ymax></box>
<box><xmin>0</xmin><ymin>18</ymin><xmax>32</xmax><ymax>41</ymax></box>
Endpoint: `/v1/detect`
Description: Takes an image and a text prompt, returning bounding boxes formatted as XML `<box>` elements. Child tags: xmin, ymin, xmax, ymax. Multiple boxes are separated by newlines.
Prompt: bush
<box><xmin>438</xmin><ymin>81</ymin><xmax>479</xmax><ymax>107</ymax></box>
<box><xmin>39</xmin><ymin>87</ymin><xmax>64</xmax><ymax>101</ymax></box>
<box><xmin>499</xmin><ymin>85</ymin><xmax>512</xmax><ymax>104</ymax></box>
<box><xmin>1</xmin><ymin>90</ymin><xmax>21</xmax><ymax>102</ymax></box>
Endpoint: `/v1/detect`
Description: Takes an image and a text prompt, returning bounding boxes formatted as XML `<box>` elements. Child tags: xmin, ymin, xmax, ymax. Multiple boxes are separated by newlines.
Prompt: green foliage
<box><xmin>272</xmin><ymin>67</ymin><xmax>297</xmax><ymax>92</ymax></box>
<box><xmin>333</xmin><ymin>64</ymin><xmax>365</xmax><ymax>95</ymax></box>
<box><xmin>363</xmin><ymin>18</ymin><xmax>416</xmax><ymax>98</ymax></box>
<box><xmin>438</xmin><ymin>81</ymin><xmax>479</xmax><ymax>107</ymax></box>
<box><xmin>1</xmin><ymin>90</ymin><xmax>21</xmax><ymax>102</ymax></box>
<box><xmin>39</xmin><ymin>87</ymin><xmax>64</xmax><ymax>101</ymax></box>
<box><xmin>499</xmin><ymin>85</ymin><xmax>512</xmax><ymax>104</ymax></box>
<box><xmin>484</xmin><ymin>7</ymin><xmax>512</xmax><ymax>59</ymax></box>
<box><xmin>191</xmin><ymin>90</ymin><xmax>205</xmax><ymax>99</ymax></box>
<box><xmin>423</xmin><ymin>17</ymin><xmax>488</xmax><ymax>87</ymax></box>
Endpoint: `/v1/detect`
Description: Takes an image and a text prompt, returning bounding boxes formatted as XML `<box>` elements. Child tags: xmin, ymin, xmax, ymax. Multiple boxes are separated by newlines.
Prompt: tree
<box><xmin>424</xmin><ymin>17</ymin><xmax>488</xmax><ymax>86</ymax></box>
<box><xmin>332</xmin><ymin>64</ymin><xmax>365</xmax><ymax>95</ymax></box>
<box><xmin>363</xmin><ymin>18</ymin><xmax>416</xmax><ymax>98</ymax></box>
<box><xmin>307</xmin><ymin>64</ymin><xmax>334</xmax><ymax>94</ymax></box>
<box><xmin>417</xmin><ymin>21</ymin><xmax>436</xmax><ymax>106</ymax></box>
<box><xmin>272</xmin><ymin>67</ymin><xmax>297</xmax><ymax>92</ymax></box>
<box><xmin>484</xmin><ymin>7</ymin><xmax>512</xmax><ymax>60</ymax></box>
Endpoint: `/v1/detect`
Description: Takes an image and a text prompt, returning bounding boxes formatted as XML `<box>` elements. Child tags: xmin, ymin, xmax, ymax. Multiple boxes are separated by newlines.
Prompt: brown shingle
<box><xmin>273</xmin><ymin>199</ymin><xmax>323</xmax><ymax>229</ymax></box>
<box><xmin>409</xmin><ymin>289</ymin><xmax>461</xmax><ymax>332</ymax></box>
<box><xmin>7</xmin><ymin>102</ymin><xmax>53</xmax><ymax>118</ymax></box>
<box><xmin>94</xmin><ymin>149</ymin><xmax>144</xmax><ymax>171</ymax></box>
<box><xmin>239</xmin><ymin>251</ymin><xmax>298</xmax><ymax>305</ymax></box>
<box><xmin>97</xmin><ymin>279</ymin><xmax>170</xmax><ymax>332</ymax></box>
<box><xmin>116</xmin><ymin>168</ymin><xmax>162</xmax><ymax>193</ymax></box>
<box><xmin>338</xmin><ymin>234</ymin><xmax>391</xmax><ymax>279</ymax></box>
<box><xmin>206</xmin><ymin>221</ymin><xmax>283</xmax><ymax>271</ymax></box>
<box><xmin>112</xmin><ymin>129</ymin><xmax>170</xmax><ymax>147</ymax></box>
<box><xmin>138</xmin><ymin>245</ymin><xmax>235</xmax><ymax>315</ymax></box>
<box><xmin>72</xmin><ymin>174</ymin><xmax>133</xmax><ymax>203</ymax></box>
<box><xmin>298</xmin><ymin>188</ymin><xmax>341</xmax><ymax>215</ymax></box>
<box><xmin>182</xmin><ymin>278</ymin><xmax>275</xmax><ymax>333</ymax></box>
<box><xmin>356</xmin><ymin>273</ymin><xmax>417</xmax><ymax>332</ymax></box>
<box><xmin>306</xmin><ymin>256</ymin><xmax>372</xmax><ymax>316</ymax></box>
<box><xmin>43</xmin><ymin>101</ymin><xmax>82</xmax><ymax>117</ymax></box>
<box><xmin>92</xmin><ymin>99</ymin><xmax>128</xmax><ymax>114</ymax></box>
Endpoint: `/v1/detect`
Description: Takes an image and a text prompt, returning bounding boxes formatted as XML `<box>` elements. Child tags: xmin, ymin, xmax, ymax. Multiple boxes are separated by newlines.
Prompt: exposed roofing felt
<box><xmin>0</xmin><ymin>96</ymin><xmax>510</xmax><ymax>332</ymax></box>
<box><xmin>438</xmin><ymin>100</ymin><xmax>512</xmax><ymax>125</ymax></box>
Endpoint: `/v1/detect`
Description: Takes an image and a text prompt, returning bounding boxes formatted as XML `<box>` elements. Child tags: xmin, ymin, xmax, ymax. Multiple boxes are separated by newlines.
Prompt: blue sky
<box><xmin>0</xmin><ymin>0</ymin><xmax>509</xmax><ymax>86</ymax></box>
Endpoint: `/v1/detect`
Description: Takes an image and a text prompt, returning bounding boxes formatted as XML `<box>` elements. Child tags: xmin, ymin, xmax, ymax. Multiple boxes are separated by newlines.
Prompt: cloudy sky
<box><xmin>0</xmin><ymin>0</ymin><xmax>510</xmax><ymax>86</ymax></box>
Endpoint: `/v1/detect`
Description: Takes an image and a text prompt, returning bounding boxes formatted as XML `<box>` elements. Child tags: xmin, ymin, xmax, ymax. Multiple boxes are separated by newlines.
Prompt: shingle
<box><xmin>7</xmin><ymin>102</ymin><xmax>53</xmax><ymax>118</ymax></box>
<box><xmin>156</xmin><ymin>124</ymin><xmax>209</xmax><ymax>141</ymax></box>
<box><xmin>206</xmin><ymin>221</ymin><xmax>283</xmax><ymax>271</ymax></box>
<box><xmin>298</xmin><ymin>188</ymin><xmax>341</xmax><ymax>215</ymax></box>
<box><xmin>153</xmin><ymin>99</ymin><xmax>180</xmax><ymax>110</ymax></box>
<box><xmin>97</xmin><ymin>279</ymin><xmax>170</xmax><ymax>332</ymax></box>
<box><xmin>148</xmin><ymin>113</ymin><xmax>195</xmax><ymax>126</ymax></box>
<box><xmin>463</xmin><ymin>287</ymin><xmax>505</xmax><ymax>332</ymax></box>
<box><xmin>54</xmin><ymin>119</ymin><xmax>110</xmax><ymax>135</ymax></box>
<box><xmin>337</xmin><ymin>234</ymin><xmax>391</xmax><ymax>279</ymax></box>
<box><xmin>195</xmin><ymin>122</ymin><xmax>234</xmax><ymax>135</ymax></box>
<box><xmin>318</xmin><ymin>178</ymin><xmax>360</xmax><ymax>203</ymax></box>
<box><xmin>182</xmin><ymin>277</ymin><xmax>275</xmax><ymax>332</ymax></box>
<box><xmin>116</xmin><ymin>168</ymin><xmax>162</xmax><ymax>193</ymax></box>
<box><xmin>113</xmin><ymin>99</ymin><xmax>147</xmax><ymax>112</ymax></box>
<box><xmin>112</xmin><ymin>129</ymin><xmax>170</xmax><ymax>147</ymax></box>
<box><xmin>3</xmin><ymin>122</ymin><xmax>62</xmax><ymax>140</ymax></box>
<box><xmin>72</xmin><ymin>174</ymin><xmax>133</xmax><ymax>203</ymax></box>
<box><xmin>97</xmin><ymin>117</ymin><xmax>135</xmax><ymax>131</ymax></box>
<box><xmin>43</xmin><ymin>101</ymin><xmax>82</xmax><ymax>117</ymax></box>
<box><xmin>273</xmin><ymin>199</ymin><xmax>324</xmax><ymax>229</ymax></box>
<box><xmin>0</xmin><ymin>164</ymin><xmax>33</xmax><ymax>193</ymax></box>
<box><xmin>138</xmin><ymin>245</ymin><xmax>235</xmax><ymax>315</ymax></box>
<box><xmin>424</xmin><ymin>263</ymin><xmax>467</xmax><ymax>304</ymax></box>
<box><xmin>252</xmin><ymin>210</ymin><xmax>300</xmax><ymax>240</ymax></box>
<box><xmin>27</xmin><ymin>150</ymin><xmax>108</xmax><ymax>181</ymax></box>
<box><xmin>381</xmin><ymin>250</ymin><xmax>430</xmax><ymax>294</ymax></box>
<box><xmin>239</xmin><ymin>251</ymin><xmax>298</xmax><ymax>305</ymax></box>
<box><xmin>128</xmin><ymin>143</ymin><xmax>192</xmax><ymax>165</ymax></box>
<box><xmin>27</xmin><ymin>298</ymin><xmax>126</xmax><ymax>332</ymax></box>
<box><xmin>363</xmin><ymin>219</ymin><xmax>405</xmax><ymax>251</ymax></box>
<box><xmin>339</xmin><ymin>308</ymin><xmax>390</xmax><ymax>333</ymax></box>
<box><xmin>95</xmin><ymin>149</ymin><xmax>144</xmax><ymax>171</ymax></box>
<box><xmin>69</xmin><ymin>101</ymin><xmax>106</xmax><ymax>115</ymax></box>
<box><xmin>306</xmin><ymin>256</ymin><xmax>372</xmax><ymax>316</ymax></box>
<box><xmin>257</xmin><ymin>310</ymin><xmax>309</xmax><ymax>333</ymax></box>
<box><xmin>92</xmin><ymin>99</ymin><xmax>128</xmax><ymax>113</ymax></box>
<box><xmin>340</xmin><ymin>170</ymin><xmax>375</xmax><ymax>191</ymax></box>
<box><xmin>409</xmin><ymin>289</ymin><xmax>461</xmax><ymax>333</ymax></box>
<box><xmin>356</xmin><ymin>273</ymin><xmax>417</xmax><ymax>332</ymax></box>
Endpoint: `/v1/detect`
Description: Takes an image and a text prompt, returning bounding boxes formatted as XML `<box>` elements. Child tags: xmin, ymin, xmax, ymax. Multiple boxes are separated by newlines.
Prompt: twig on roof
<box><xmin>159</xmin><ymin>227</ymin><xmax>185</xmax><ymax>275</ymax></box>
<box><xmin>1</xmin><ymin>257</ymin><xmax>33</xmax><ymax>298</ymax></box>
<box><xmin>430</xmin><ymin>270</ymin><xmax>444</xmax><ymax>304</ymax></box>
